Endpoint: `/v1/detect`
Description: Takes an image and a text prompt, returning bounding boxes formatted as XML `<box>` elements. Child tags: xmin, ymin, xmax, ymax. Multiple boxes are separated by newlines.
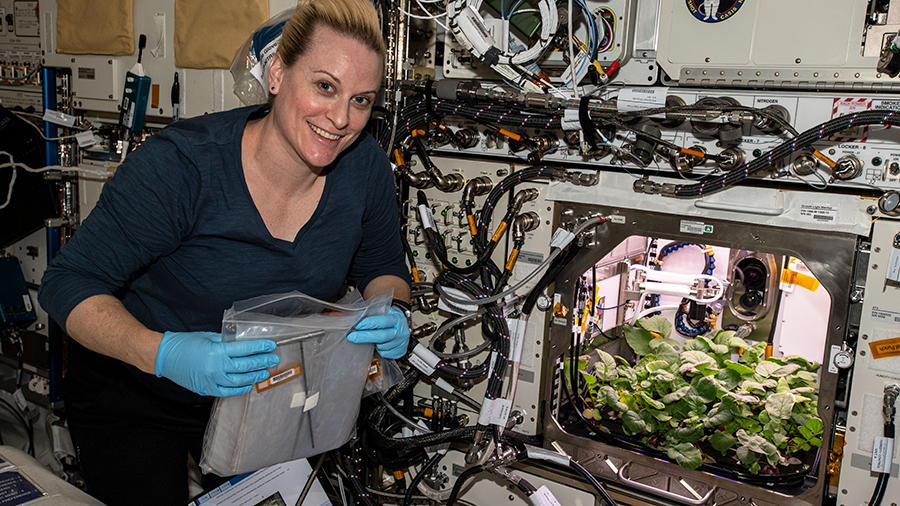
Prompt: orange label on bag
<box><xmin>367</xmin><ymin>359</ymin><xmax>381</xmax><ymax>381</ymax></box>
<box><xmin>868</xmin><ymin>337</ymin><xmax>900</xmax><ymax>359</ymax></box>
<box><xmin>255</xmin><ymin>364</ymin><xmax>303</xmax><ymax>393</ymax></box>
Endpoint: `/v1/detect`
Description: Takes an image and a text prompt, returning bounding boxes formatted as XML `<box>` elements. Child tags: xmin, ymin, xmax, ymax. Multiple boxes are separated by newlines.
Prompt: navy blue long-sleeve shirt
<box><xmin>39</xmin><ymin>105</ymin><xmax>409</xmax><ymax>402</ymax></box>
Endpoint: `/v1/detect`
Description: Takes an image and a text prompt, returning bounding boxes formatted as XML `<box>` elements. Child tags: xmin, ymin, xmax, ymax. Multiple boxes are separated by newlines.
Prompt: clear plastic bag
<box><xmin>229</xmin><ymin>7</ymin><xmax>294</xmax><ymax>106</ymax></box>
<box><xmin>200</xmin><ymin>290</ymin><xmax>391</xmax><ymax>475</ymax></box>
<box><xmin>362</xmin><ymin>357</ymin><xmax>404</xmax><ymax>398</ymax></box>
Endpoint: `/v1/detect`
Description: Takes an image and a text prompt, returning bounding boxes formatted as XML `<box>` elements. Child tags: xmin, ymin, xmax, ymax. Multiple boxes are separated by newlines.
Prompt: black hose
<box><xmin>446</xmin><ymin>464</ymin><xmax>485</xmax><ymax>506</ymax></box>
<box><xmin>403</xmin><ymin>452</ymin><xmax>444</xmax><ymax>506</ymax></box>
<box><xmin>668</xmin><ymin>109</ymin><xmax>900</xmax><ymax>197</ymax></box>
<box><xmin>569</xmin><ymin>459</ymin><xmax>619</xmax><ymax>506</ymax></box>
<box><xmin>869</xmin><ymin>420</ymin><xmax>895</xmax><ymax>506</ymax></box>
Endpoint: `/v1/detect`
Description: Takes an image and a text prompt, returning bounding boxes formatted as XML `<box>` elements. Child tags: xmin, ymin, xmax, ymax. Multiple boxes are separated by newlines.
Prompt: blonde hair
<box><xmin>278</xmin><ymin>0</ymin><xmax>386</xmax><ymax>67</ymax></box>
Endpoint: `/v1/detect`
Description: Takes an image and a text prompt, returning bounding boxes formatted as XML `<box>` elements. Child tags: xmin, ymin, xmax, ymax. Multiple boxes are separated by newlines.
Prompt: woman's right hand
<box><xmin>155</xmin><ymin>331</ymin><xmax>280</xmax><ymax>397</ymax></box>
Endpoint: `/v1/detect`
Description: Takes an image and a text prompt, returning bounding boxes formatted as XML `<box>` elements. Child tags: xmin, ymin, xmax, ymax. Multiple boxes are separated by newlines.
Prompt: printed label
<box><xmin>679</xmin><ymin>220</ymin><xmax>713</xmax><ymax>235</ymax></box>
<box><xmin>871</xmin><ymin>436</ymin><xmax>894</xmax><ymax>473</ymax></box>
<box><xmin>534</xmin><ymin>486</ymin><xmax>563</xmax><ymax>506</ymax></box>
<box><xmin>22</xmin><ymin>295</ymin><xmax>32</xmax><ymax>312</ymax></box>
<box><xmin>255</xmin><ymin>365</ymin><xmax>302</xmax><ymax>393</ymax></box>
<box><xmin>868</xmin><ymin>337</ymin><xmax>900</xmax><ymax>359</ymax></box>
<box><xmin>828</xmin><ymin>344</ymin><xmax>842</xmax><ymax>374</ymax></box>
<box><xmin>870</xmin><ymin>306</ymin><xmax>900</xmax><ymax>326</ymax></box>
<box><xmin>408</xmin><ymin>354</ymin><xmax>436</xmax><ymax>376</ymax></box>
<box><xmin>617</xmin><ymin>87</ymin><xmax>667</xmax><ymax>118</ymax></box>
<box><xmin>798</xmin><ymin>204</ymin><xmax>838</xmax><ymax>223</ymax></box>
<box><xmin>830</xmin><ymin>98</ymin><xmax>872</xmax><ymax>143</ymax></box>
<box><xmin>489</xmin><ymin>399</ymin><xmax>512</xmax><ymax>426</ymax></box>
<box><xmin>609</xmin><ymin>215</ymin><xmax>626</xmax><ymax>224</ymax></box>
<box><xmin>887</xmin><ymin>248</ymin><xmax>900</xmax><ymax>283</ymax></box>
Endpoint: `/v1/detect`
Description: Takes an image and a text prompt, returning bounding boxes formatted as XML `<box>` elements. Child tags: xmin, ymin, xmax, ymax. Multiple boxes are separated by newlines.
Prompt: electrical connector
<box><xmin>884</xmin><ymin>384</ymin><xmax>900</xmax><ymax>423</ymax></box>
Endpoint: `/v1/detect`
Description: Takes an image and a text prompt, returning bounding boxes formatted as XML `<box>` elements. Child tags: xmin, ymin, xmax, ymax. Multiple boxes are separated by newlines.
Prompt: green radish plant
<box><xmin>565</xmin><ymin>316</ymin><xmax>824</xmax><ymax>474</ymax></box>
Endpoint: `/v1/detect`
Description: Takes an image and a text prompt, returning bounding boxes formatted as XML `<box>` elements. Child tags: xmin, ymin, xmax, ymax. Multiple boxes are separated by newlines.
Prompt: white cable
<box><xmin>568</xmin><ymin>0</ymin><xmax>579</xmax><ymax>99</ymax></box>
<box><xmin>12</xmin><ymin>112</ymin><xmax>89</xmax><ymax>142</ymax></box>
<box><xmin>635</xmin><ymin>304</ymin><xmax>679</xmax><ymax>321</ymax></box>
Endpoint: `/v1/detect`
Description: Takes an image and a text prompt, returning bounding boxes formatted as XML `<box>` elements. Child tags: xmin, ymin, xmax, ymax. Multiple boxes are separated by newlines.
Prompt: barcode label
<box><xmin>798</xmin><ymin>203</ymin><xmax>838</xmax><ymax>223</ymax></box>
<box><xmin>679</xmin><ymin>220</ymin><xmax>713</xmax><ymax>235</ymax></box>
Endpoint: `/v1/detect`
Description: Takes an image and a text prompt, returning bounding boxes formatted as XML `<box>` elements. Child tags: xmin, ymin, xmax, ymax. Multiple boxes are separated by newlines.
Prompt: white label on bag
<box><xmin>290</xmin><ymin>391</ymin><xmax>307</xmax><ymax>408</ymax></box>
<box><xmin>304</xmin><ymin>392</ymin><xmax>319</xmax><ymax>411</ymax></box>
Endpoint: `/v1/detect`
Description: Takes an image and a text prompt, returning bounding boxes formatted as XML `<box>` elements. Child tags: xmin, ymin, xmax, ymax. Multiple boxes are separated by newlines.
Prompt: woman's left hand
<box><xmin>346</xmin><ymin>307</ymin><xmax>410</xmax><ymax>359</ymax></box>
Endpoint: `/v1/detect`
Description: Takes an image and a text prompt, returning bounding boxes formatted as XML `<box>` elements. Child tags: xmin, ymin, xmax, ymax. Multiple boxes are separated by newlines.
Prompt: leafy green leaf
<box><xmin>735</xmin><ymin>445</ymin><xmax>758</xmax><ymax>465</ymax></box>
<box><xmin>661</xmin><ymin>386</ymin><xmax>690</xmax><ymax>404</ymax></box>
<box><xmin>737</xmin><ymin>430</ymin><xmax>779</xmax><ymax>456</ymax></box>
<box><xmin>772</xmin><ymin>363</ymin><xmax>801</xmax><ymax>377</ymax></box>
<box><xmin>624</xmin><ymin>325</ymin><xmax>655</xmax><ymax>356</ymax></box>
<box><xmin>711</xmin><ymin>431</ymin><xmax>738</xmax><ymax>452</ymax></box>
<box><xmin>728</xmin><ymin>336</ymin><xmax>751</xmax><ymax>350</ymax></box>
<box><xmin>645</xmin><ymin>360</ymin><xmax>671</xmax><ymax>372</ymax></box>
<box><xmin>617</xmin><ymin>364</ymin><xmax>637</xmax><ymax>384</ymax></box>
<box><xmin>647</xmin><ymin>408</ymin><xmax>672</xmax><ymax>422</ymax></box>
<box><xmin>798</xmin><ymin>426</ymin><xmax>813</xmax><ymax>439</ymax></box>
<box><xmin>601</xmin><ymin>385</ymin><xmax>629</xmax><ymax>412</ymax></box>
<box><xmin>649</xmin><ymin>369</ymin><xmax>676</xmax><ymax>384</ymax></box>
<box><xmin>755</xmin><ymin>362</ymin><xmax>781</xmax><ymax>378</ymax></box>
<box><xmin>805</xmin><ymin>418</ymin><xmax>824</xmax><ymax>435</ymax></box>
<box><xmin>716</xmin><ymin>368</ymin><xmax>742</xmax><ymax>391</ymax></box>
<box><xmin>649</xmin><ymin>337</ymin><xmax>680</xmax><ymax>351</ymax></box>
<box><xmin>704</xmin><ymin>403</ymin><xmax>734</xmax><ymax>428</ymax></box>
<box><xmin>776</xmin><ymin>377</ymin><xmax>791</xmax><ymax>393</ymax></box>
<box><xmin>694</xmin><ymin>376</ymin><xmax>721</xmax><ymax>402</ymax></box>
<box><xmin>638</xmin><ymin>315</ymin><xmax>672</xmax><ymax>337</ymax></box>
<box><xmin>622</xmin><ymin>410</ymin><xmax>647</xmax><ymax>434</ymax></box>
<box><xmin>669</xmin><ymin>426</ymin><xmax>704</xmax><ymax>444</ymax></box>
<box><xmin>638</xmin><ymin>391</ymin><xmax>666</xmax><ymax>410</ymax></box>
<box><xmin>765</xmin><ymin>393</ymin><xmax>796</xmax><ymax>422</ymax></box>
<box><xmin>682</xmin><ymin>339</ymin><xmax>709</xmax><ymax>352</ymax></box>
<box><xmin>724</xmin><ymin>360</ymin><xmax>756</xmax><ymax>376</ymax></box>
<box><xmin>667</xmin><ymin>443</ymin><xmax>703</xmax><ymax>470</ymax></box>
<box><xmin>593</xmin><ymin>349</ymin><xmax>618</xmax><ymax>381</ymax></box>
<box><xmin>809</xmin><ymin>436</ymin><xmax>822</xmax><ymax>447</ymax></box>
<box><xmin>655</xmin><ymin>342</ymin><xmax>680</xmax><ymax>365</ymax></box>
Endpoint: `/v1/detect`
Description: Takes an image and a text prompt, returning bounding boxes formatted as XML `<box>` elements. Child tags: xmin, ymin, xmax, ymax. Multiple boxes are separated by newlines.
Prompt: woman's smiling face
<box><xmin>267</xmin><ymin>24</ymin><xmax>382</xmax><ymax>171</ymax></box>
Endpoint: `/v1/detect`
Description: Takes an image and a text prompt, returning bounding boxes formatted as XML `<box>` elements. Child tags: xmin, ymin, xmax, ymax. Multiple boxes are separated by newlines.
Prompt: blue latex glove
<box><xmin>346</xmin><ymin>307</ymin><xmax>410</xmax><ymax>359</ymax></box>
<box><xmin>155</xmin><ymin>331</ymin><xmax>280</xmax><ymax>397</ymax></box>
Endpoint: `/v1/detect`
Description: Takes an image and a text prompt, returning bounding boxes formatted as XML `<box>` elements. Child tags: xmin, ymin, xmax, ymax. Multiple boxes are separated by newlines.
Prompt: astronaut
<box><xmin>702</xmin><ymin>0</ymin><xmax>719</xmax><ymax>21</ymax></box>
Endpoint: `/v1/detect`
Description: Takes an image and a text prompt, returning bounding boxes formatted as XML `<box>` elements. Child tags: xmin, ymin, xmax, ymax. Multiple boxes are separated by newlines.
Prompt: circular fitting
<box><xmin>753</xmin><ymin>104</ymin><xmax>791</xmax><ymax>134</ymax></box>
<box><xmin>717</xmin><ymin>147</ymin><xmax>746</xmax><ymax>170</ymax></box>
<box><xmin>442</xmin><ymin>173</ymin><xmax>466</xmax><ymax>192</ymax></box>
<box><xmin>889</xmin><ymin>161</ymin><xmax>900</xmax><ymax>176</ymax></box>
<box><xmin>455</xmin><ymin>128</ymin><xmax>480</xmax><ymax>149</ymax></box>
<box><xmin>791</xmin><ymin>153</ymin><xmax>820</xmax><ymax>176</ymax></box>
<box><xmin>833</xmin><ymin>155</ymin><xmax>863</xmax><ymax>180</ymax></box>
<box><xmin>878</xmin><ymin>190</ymin><xmax>900</xmax><ymax>216</ymax></box>
<box><xmin>632</xmin><ymin>121</ymin><xmax>662</xmax><ymax>165</ymax></box>
<box><xmin>650</xmin><ymin>94</ymin><xmax>687</xmax><ymax>128</ymax></box>
<box><xmin>669</xmin><ymin>145</ymin><xmax>707</xmax><ymax>172</ymax></box>
<box><xmin>691</xmin><ymin>97</ymin><xmax>739</xmax><ymax>139</ymax></box>
<box><xmin>533</xmin><ymin>134</ymin><xmax>559</xmax><ymax>152</ymax></box>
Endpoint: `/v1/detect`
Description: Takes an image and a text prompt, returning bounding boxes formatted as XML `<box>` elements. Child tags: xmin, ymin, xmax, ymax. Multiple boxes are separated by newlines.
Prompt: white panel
<box><xmin>839</xmin><ymin>217</ymin><xmax>900</xmax><ymax>505</ymax></box>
